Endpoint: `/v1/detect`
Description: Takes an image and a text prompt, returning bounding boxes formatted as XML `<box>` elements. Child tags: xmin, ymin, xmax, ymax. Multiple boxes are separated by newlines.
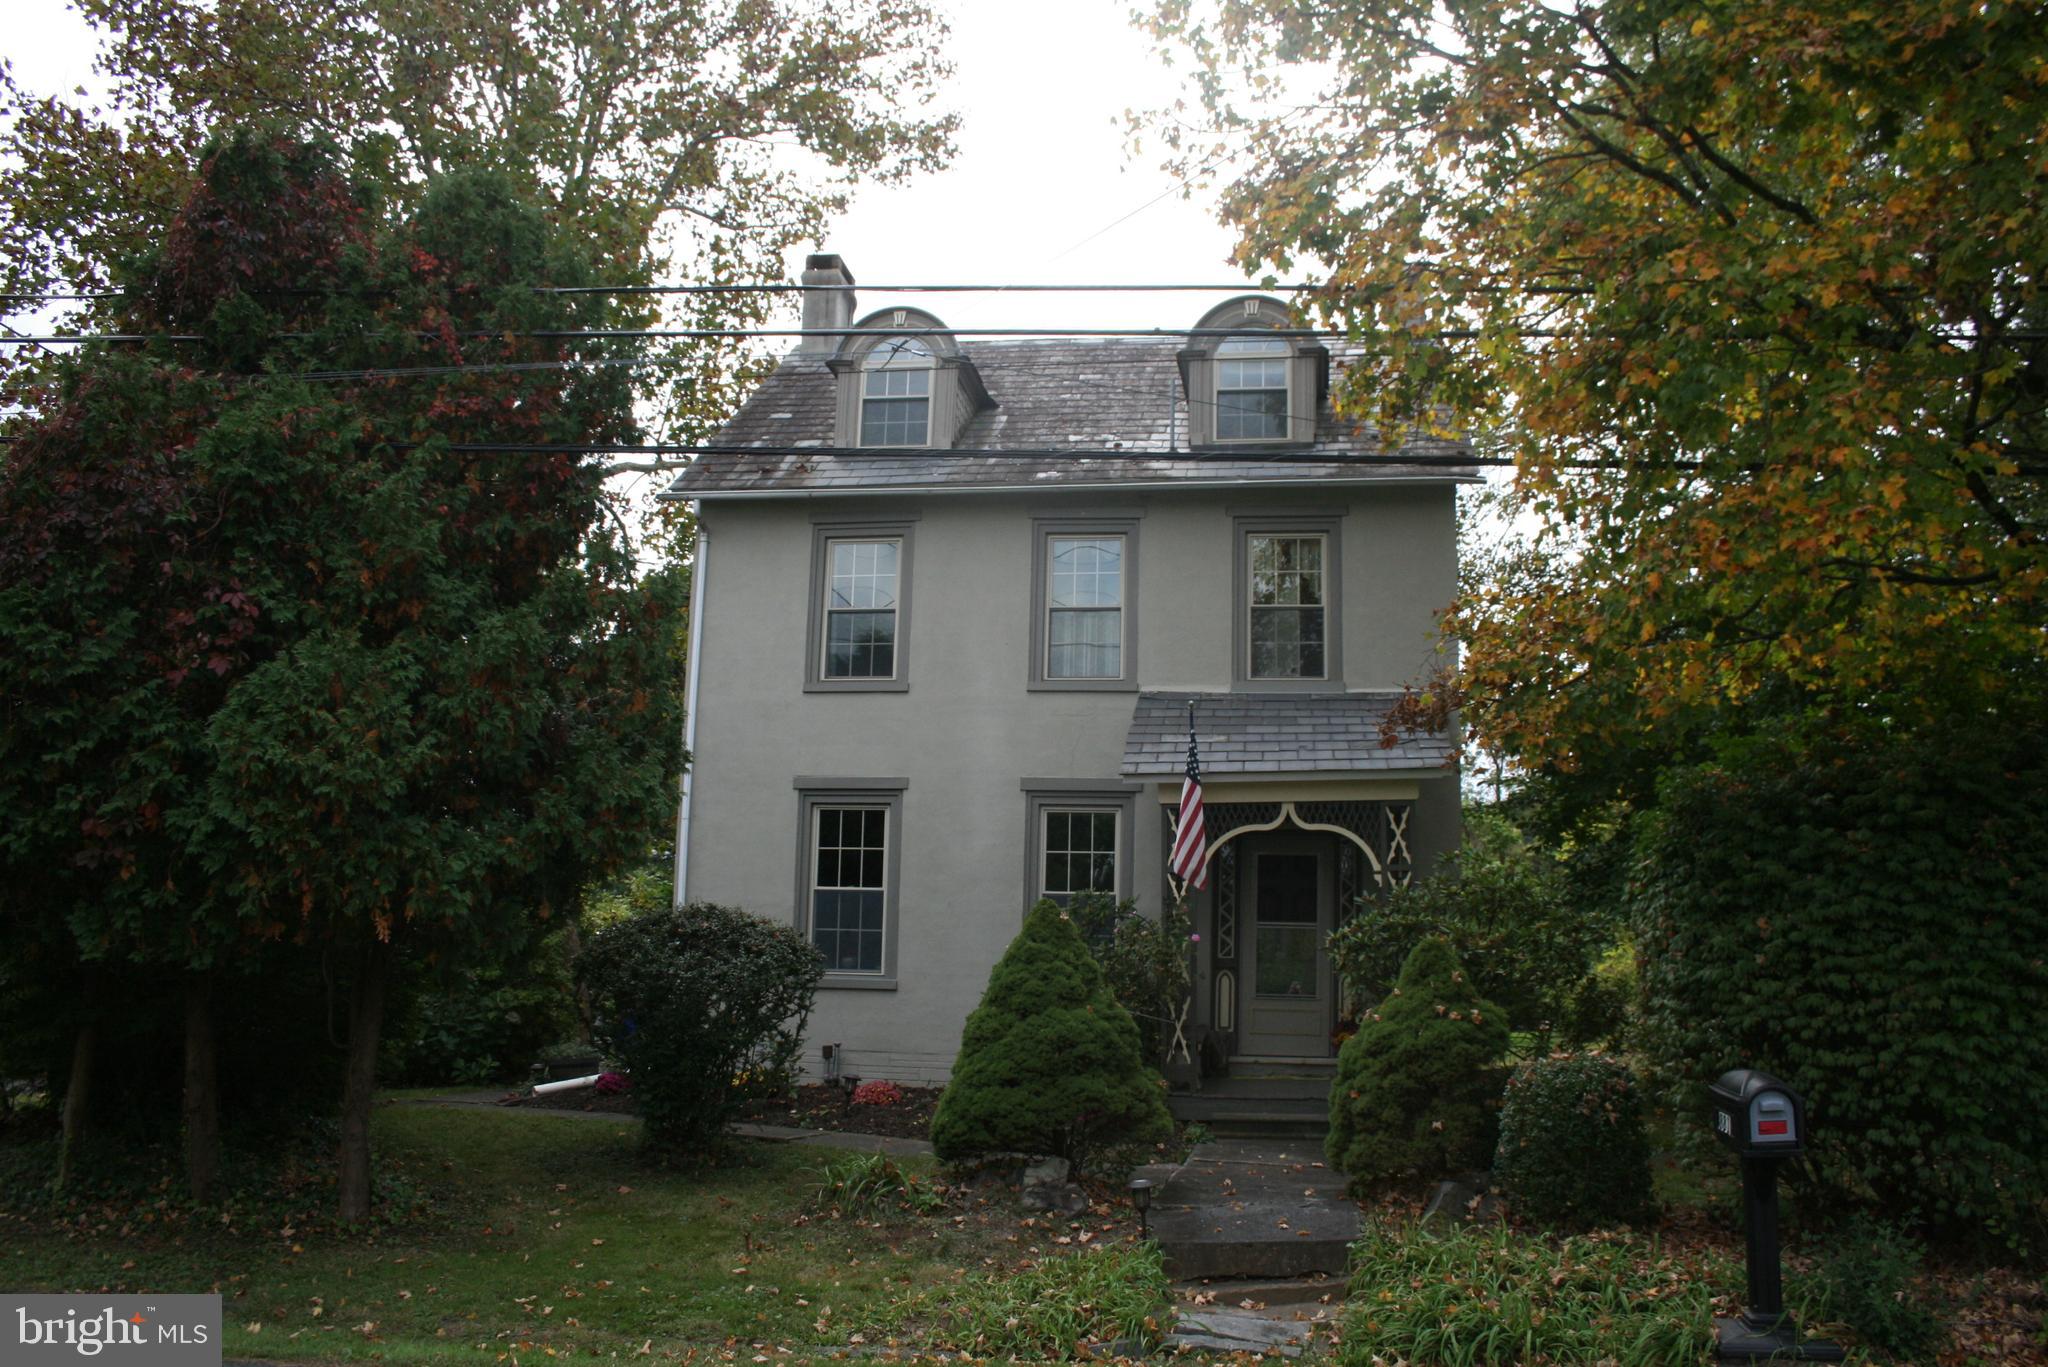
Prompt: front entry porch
<box><xmin>1166</xmin><ymin>793</ymin><xmax>1419</xmax><ymax>1075</ymax></box>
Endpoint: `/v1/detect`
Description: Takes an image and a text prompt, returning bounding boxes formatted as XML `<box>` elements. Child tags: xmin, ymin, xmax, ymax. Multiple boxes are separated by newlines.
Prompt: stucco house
<box><xmin>662</xmin><ymin>255</ymin><xmax>1472</xmax><ymax>1090</ymax></box>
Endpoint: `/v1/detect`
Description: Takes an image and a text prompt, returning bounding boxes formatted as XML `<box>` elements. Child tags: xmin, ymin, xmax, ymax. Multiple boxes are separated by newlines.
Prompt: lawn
<box><xmin>1</xmin><ymin>1102</ymin><xmax>1083</xmax><ymax>1364</ymax></box>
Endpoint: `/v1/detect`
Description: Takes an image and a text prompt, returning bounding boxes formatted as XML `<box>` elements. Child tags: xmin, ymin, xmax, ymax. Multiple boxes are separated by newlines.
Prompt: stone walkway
<box><xmin>1139</xmin><ymin>1139</ymin><xmax>1359</xmax><ymax>1281</ymax></box>
<box><xmin>395</xmin><ymin>1092</ymin><xmax>933</xmax><ymax>1156</ymax></box>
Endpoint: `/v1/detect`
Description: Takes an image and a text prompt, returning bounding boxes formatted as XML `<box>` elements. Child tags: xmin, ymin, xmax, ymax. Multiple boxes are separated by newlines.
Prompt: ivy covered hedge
<box><xmin>1633</xmin><ymin>730</ymin><xmax>2048</xmax><ymax>1250</ymax></box>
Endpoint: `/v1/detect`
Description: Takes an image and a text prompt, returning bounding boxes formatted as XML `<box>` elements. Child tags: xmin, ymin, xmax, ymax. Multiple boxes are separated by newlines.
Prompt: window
<box><xmin>822</xmin><ymin>538</ymin><xmax>899</xmax><ymax>679</ymax></box>
<box><xmin>1029</xmin><ymin>518</ymin><xmax>1139</xmax><ymax>691</ymax></box>
<box><xmin>796</xmin><ymin>779</ymin><xmax>906</xmax><ymax>986</ymax></box>
<box><xmin>806</xmin><ymin>520</ymin><xmax>914</xmax><ymax>692</ymax></box>
<box><xmin>1041</xmin><ymin>808</ymin><xmax>1118</xmax><ymax>900</ymax></box>
<box><xmin>1047</xmin><ymin>536</ymin><xmax>1124</xmax><ymax>678</ymax></box>
<box><xmin>1248</xmin><ymin>534</ymin><xmax>1326</xmax><ymax>679</ymax></box>
<box><xmin>1233</xmin><ymin>514</ymin><xmax>1343</xmax><ymax>690</ymax></box>
<box><xmin>810</xmin><ymin>805</ymin><xmax>888</xmax><ymax>973</ymax></box>
<box><xmin>859</xmin><ymin>337</ymin><xmax>933</xmax><ymax>446</ymax></box>
<box><xmin>1215</xmin><ymin>335</ymin><xmax>1290</xmax><ymax>441</ymax></box>
<box><xmin>1019</xmin><ymin>781</ymin><xmax>1138</xmax><ymax>912</ymax></box>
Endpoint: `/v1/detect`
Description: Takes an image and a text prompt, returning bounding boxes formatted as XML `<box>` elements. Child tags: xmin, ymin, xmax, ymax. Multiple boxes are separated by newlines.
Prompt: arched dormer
<box><xmin>826</xmin><ymin>307</ymin><xmax>990</xmax><ymax>449</ymax></box>
<box><xmin>1178</xmin><ymin>296</ymin><xmax>1328</xmax><ymax>448</ymax></box>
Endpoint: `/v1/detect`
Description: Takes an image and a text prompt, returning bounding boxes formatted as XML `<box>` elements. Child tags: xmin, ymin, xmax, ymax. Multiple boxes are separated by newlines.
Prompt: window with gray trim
<box><xmin>821</xmin><ymin>538</ymin><xmax>900</xmax><ymax>679</ymax></box>
<box><xmin>809</xmin><ymin>804</ymin><xmax>888</xmax><ymax>972</ymax></box>
<box><xmin>1030</xmin><ymin>518</ymin><xmax>1138</xmax><ymax>691</ymax></box>
<box><xmin>1232</xmin><ymin>513</ymin><xmax>1342</xmax><ymax>690</ymax></box>
<box><xmin>1041</xmin><ymin>808</ymin><xmax>1118</xmax><ymax>900</ymax></box>
<box><xmin>1248</xmin><ymin>533</ymin><xmax>1326</xmax><ymax>679</ymax></box>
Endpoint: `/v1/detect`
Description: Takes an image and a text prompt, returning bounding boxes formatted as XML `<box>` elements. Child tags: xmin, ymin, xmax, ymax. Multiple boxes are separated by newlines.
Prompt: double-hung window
<box><xmin>1248</xmin><ymin>533</ymin><xmax>1326</xmax><ymax>679</ymax></box>
<box><xmin>859</xmin><ymin>337</ymin><xmax>933</xmax><ymax>446</ymax></box>
<box><xmin>823</xmin><ymin>538</ymin><xmax>900</xmax><ymax>680</ymax></box>
<box><xmin>807</xmin><ymin>519</ymin><xmax>913</xmax><ymax>692</ymax></box>
<box><xmin>1215</xmin><ymin>335</ymin><xmax>1291</xmax><ymax>441</ymax></box>
<box><xmin>810</xmin><ymin>805</ymin><xmax>888</xmax><ymax>973</ymax></box>
<box><xmin>1030</xmin><ymin>518</ymin><xmax>1138</xmax><ymax>691</ymax></box>
<box><xmin>797</xmin><ymin>779</ymin><xmax>906</xmax><ymax>986</ymax></box>
<box><xmin>1019</xmin><ymin>780</ymin><xmax>1138</xmax><ymax>912</ymax></box>
<box><xmin>1234</xmin><ymin>515</ymin><xmax>1341</xmax><ymax>688</ymax></box>
<box><xmin>1047</xmin><ymin>536</ymin><xmax>1124</xmax><ymax>679</ymax></box>
<box><xmin>1041</xmin><ymin>808</ymin><xmax>1118</xmax><ymax>901</ymax></box>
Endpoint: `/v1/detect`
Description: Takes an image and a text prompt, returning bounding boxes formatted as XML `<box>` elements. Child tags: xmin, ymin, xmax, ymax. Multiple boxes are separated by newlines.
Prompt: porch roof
<box><xmin>1120</xmin><ymin>691</ymin><xmax>1454</xmax><ymax>777</ymax></box>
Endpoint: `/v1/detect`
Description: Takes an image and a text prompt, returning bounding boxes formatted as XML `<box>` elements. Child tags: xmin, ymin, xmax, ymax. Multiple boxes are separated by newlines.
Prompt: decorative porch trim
<box><xmin>1205</xmin><ymin>801</ymin><xmax>1387</xmax><ymax>884</ymax></box>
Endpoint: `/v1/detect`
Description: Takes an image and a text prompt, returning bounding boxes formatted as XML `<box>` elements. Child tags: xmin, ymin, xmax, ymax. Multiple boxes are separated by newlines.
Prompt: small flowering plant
<box><xmin>594</xmin><ymin>1071</ymin><xmax>631</xmax><ymax>1095</ymax></box>
<box><xmin>851</xmin><ymin>1079</ymin><xmax>905</xmax><ymax>1107</ymax></box>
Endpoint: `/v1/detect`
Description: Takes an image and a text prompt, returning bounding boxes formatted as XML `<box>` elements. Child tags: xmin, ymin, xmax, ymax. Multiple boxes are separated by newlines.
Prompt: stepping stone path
<box><xmin>1138</xmin><ymin>1140</ymin><xmax>1360</xmax><ymax>1281</ymax></box>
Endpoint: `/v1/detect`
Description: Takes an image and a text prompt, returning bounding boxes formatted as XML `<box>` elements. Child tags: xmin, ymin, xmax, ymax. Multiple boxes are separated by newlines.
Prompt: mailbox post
<box><xmin>1707</xmin><ymin>1070</ymin><xmax>1843</xmax><ymax>1363</ymax></box>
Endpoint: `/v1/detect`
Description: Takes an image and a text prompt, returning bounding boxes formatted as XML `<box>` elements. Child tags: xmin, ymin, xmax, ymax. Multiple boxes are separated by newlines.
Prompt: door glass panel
<box><xmin>1254</xmin><ymin>854</ymin><xmax>1319</xmax><ymax>998</ymax></box>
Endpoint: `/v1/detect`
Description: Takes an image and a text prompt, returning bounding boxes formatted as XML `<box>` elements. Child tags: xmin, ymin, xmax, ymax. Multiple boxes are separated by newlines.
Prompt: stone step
<box><xmin>1148</xmin><ymin>1142</ymin><xmax>1359</xmax><ymax>1281</ymax></box>
<box><xmin>1175</xmin><ymin>1274</ymin><xmax>1344</xmax><ymax>1309</ymax></box>
<box><xmin>1183</xmin><ymin>1075</ymin><xmax>1333</xmax><ymax>1101</ymax></box>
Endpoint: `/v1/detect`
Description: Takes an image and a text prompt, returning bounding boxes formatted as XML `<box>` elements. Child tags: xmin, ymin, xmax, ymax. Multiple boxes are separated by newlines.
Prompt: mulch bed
<box><xmin>506</xmin><ymin>1081</ymin><xmax>941</xmax><ymax>1140</ymax></box>
<box><xmin>737</xmin><ymin>1083</ymin><xmax>941</xmax><ymax>1139</ymax></box>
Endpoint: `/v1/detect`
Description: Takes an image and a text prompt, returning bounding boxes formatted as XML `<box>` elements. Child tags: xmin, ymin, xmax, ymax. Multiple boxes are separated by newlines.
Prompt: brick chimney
<box><xmin>798</xmin><ymin>253</ymin><xmax>855</xmax><ymax>354</ymax></box>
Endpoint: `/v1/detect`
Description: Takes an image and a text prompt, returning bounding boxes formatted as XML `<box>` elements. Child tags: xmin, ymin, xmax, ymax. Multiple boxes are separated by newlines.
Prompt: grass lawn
<box><xmin>1</xmin><ymin>1102</ymin><xmax>1093</xmax><ymax>1365</ymax></box>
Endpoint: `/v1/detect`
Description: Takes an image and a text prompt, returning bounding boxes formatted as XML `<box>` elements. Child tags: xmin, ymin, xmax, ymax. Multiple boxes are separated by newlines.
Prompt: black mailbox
<box><xmin>1709</xmin><ymin>1069</ymin><xmax>1805</xmax><ymax>1157</ymax></box>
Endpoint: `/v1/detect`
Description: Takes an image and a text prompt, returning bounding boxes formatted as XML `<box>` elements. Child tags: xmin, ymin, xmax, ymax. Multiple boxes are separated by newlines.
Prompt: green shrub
<box><xmin>1633</xmin><ymin>730</ymin><xmax>2048</xmax><ymax>1250</ymax></box>
<box><xmin>577</xmin><ymin>893</ymin><xmax>821</xmax><ymax>1150</ymax></box>
<box><xmin>810</xmin><ymin>1153</ymin><xmax>947</xmax><ymax>1218</ymax></box>
<box><xmin>1340</xmin><ymin>1221</ymin><xmax>1731</xmax><ymax>1367</ymax></box>
<box><xmin>1066</xmin><ymin>892</ymin><xmax>1194</xmax><ymax>1065</ymax></box>
<box><xmin>380</xmin><ymin>928</ymin><xmax>582</xmax><ymax>1085</ymax></box>
<box><xmin>1493</xmin><ymin>1052</ymin><xmax>1654</xmax><ymax>1229</ymax></box>
<box><xmin>1326</xmin><ymin>938</ymin><xmax>1509</xmax><ymax>1188</ymax></box>
<box><xmin>1807</xmin><ymin>1216</ymin><xmax>1945</xmax><ymax>1363</ymax></box>
<box><xmin>1557</xmin><ymin>939</ymin><xmax>1638</xmax><ymax>1049</ymax></box>
<box><xmin>1328</xmin><ymin>806</ymin><xmax>1616</xmax><ymax>1042</ymax></box>
<box><xmin>877</xmin><ymin>1242</ymin><xmax>1168</xmax><ymax>1360</ymax></box>
<box><xmin>930</xmin><ymin>901</ymin><xmax>1172</xmax><ymax>1173</ymax></box>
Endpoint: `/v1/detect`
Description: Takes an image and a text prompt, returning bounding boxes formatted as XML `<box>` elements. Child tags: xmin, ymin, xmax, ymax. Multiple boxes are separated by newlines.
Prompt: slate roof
<box><xmin>1120</xmin><ymin>691</ymin><xmax>1455</xmax><ymax>777</ymax></box>
<box><xmin>666</xmin><ymin>337</ymin><xmax>1478</xmax><ymax>496</ymax></box>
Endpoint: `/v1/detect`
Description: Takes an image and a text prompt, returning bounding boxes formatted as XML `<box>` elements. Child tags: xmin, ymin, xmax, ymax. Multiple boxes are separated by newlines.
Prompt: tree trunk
<box><xmin>337</xmin><ymin>943</ymin><xmax>391</xmax><ymax>1225</ymax></box>
<box><xmin>562</xmin><ymin>920</ymin><xmax>595</xmax><ymax>1043</ymax></box>
<box><xmin>182</xmin><ymin>975</ymin><xmax>220</xmax><ymax>1204</ymax></box>
<box><xmin>54</xmin><ymin>1016</ymin><xmax>96</xmax><ymax>1192</ymax></box>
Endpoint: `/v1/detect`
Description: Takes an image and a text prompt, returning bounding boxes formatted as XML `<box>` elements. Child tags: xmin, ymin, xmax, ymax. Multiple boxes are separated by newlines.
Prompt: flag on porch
<box><xmin>1169</xmin><ymin>699</ymin><xmax>1208</xmax><ymax>890</ymax></box>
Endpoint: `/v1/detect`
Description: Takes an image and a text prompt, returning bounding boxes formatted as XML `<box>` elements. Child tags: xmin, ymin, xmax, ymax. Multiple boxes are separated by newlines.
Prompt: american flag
<box><xmin>1169</xmin><ymin>700</ymin><xmax>1208</xmax><ymax>890</ymax></box>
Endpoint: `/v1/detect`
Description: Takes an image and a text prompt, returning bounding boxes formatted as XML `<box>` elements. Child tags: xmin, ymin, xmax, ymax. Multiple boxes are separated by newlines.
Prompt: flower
<box><xmin>1190</xmin><ymin>932</ymin><xmax>1202</xmax><ymax>942</ymax></box>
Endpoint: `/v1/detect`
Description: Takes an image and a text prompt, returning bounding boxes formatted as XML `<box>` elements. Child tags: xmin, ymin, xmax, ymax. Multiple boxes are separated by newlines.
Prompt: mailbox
<box><xmin>1708</xmin><ymin>1069</ymin><xmax>1805</xmax><ymax>1157</ymax></box>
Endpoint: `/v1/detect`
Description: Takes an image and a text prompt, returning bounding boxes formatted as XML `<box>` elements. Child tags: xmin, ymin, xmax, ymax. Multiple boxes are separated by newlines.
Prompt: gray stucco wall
<box><xmin>683</xmin><ymin>483</ymin><xmax>1460</xmax><ymax>1085</ymax></box>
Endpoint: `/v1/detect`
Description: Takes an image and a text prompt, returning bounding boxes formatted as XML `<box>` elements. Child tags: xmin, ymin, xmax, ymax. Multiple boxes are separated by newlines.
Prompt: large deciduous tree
<box><xmin>0</xmin><ymin>130</ymin><xmax>686</xmax><ymax>1219</ymax></box>
<box><xmin>0</xmin><ymin>0</ymin><xmax>958</xmax><ymax>441</ymax></box>
<box><xmin>1140</xmin><ymin>0</ymin><xmax>2046</xmax><ymax>778</ymax></box>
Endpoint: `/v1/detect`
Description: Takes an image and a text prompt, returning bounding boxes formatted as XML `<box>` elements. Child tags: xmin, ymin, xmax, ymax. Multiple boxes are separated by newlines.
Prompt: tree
<box><xmin>1326</xmin><ymin>937</ymin><xmax>1509</xmax><ymax>1189</ymax></box>
<box><xmin>1140</xmin><ymin>0</ymin><xmax>2047</xmax><ymax>780</ymax></box>
<box><xmin>930</xmin><ymin>902</ymin><xmax>1173</xmax><ymax>1173</ymax></box>
<box><xmin>0</xmin><ymin>129</ymin><xmax>687</xmax><ymax>1219</ymax></box>
<box><xmin>0</xmin><ymin>0</ymin><xmax>958</xmax><ymax>443</ymax></box>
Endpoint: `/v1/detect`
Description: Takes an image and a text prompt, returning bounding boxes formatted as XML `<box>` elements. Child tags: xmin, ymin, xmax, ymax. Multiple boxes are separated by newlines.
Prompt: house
<box><xmin>662</xmin><ymin>255</ymin><xmax>1472</xmax><ymax>1087</ymax></box>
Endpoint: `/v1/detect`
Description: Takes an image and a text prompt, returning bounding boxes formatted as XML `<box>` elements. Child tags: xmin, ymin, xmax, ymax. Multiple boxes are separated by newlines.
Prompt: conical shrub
<box><xmin>931</xmin><ymin>900</ymin><xmax>1173</xmax><ymax>1171</ymax></box>
<box><xmin>1327</xmin><ymin>937</ymin><xmax>1509</xmax><ymax>1188</ymax></box>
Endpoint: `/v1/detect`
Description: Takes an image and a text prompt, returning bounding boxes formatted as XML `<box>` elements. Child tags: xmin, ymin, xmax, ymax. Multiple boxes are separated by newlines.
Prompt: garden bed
<box><xmin>508</xmin><ymin>1081</ymin><xmax>942</xmax><ymax>1139</ymax></box>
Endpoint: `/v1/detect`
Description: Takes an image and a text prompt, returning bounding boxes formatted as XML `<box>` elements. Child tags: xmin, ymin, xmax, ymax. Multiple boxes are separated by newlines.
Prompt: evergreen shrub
<box><xmin>578</xmin><ymin>895</ymin><xmax>821</xmax><ymax>1149</ymax></box>
<box><xmin>1808</xmin><ymin>1216</ymin><xmax>1945</xmax><ymax>1363</ymax></box>
<box><xmin>1326</xmin><ymin>938</ymin><xmax>1509</xmax><ymax>1188</ymax></box>
<box><xmin>1633</xmin><ymin>731</ymin><xmax>2048</xmax><ymax>1250</ymax></box>
<box><xmin>930</xmin><ymin>901</ymin><xmax>1172</xmax><ymax>1172</ymax></box>
<box><xmin>1493</xmin><ymin>1052</ymin><xmax>1654</xmax><ymax>1228</ymax></box>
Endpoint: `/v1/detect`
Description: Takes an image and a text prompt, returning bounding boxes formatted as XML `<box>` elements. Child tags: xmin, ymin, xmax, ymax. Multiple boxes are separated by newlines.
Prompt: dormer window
<box><xmin>1215</xmin><ymin>335</ymin><xmax>1291</xmax><ymax>441</ymax></box>
<box><xmin>828</xmin><ymin>307</ymin><xmax>991</xmax><ymax>450</ymax></box>
<box><xmin>1178</xmin><ymin>296</ymin><xmax>1329</xmax><ymax>448</ymax></box>
<box><xmin>860</xmin><ymin>337</ymin><xmax>935</xmax><ymax>446</ymax></box>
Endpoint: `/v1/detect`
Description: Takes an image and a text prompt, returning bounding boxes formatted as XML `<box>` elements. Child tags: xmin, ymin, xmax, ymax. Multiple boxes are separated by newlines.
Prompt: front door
<box><xmin>1239</xmin><ymin>836</ymin><xmax>1334</xmax><ymax>1056</ymax></box>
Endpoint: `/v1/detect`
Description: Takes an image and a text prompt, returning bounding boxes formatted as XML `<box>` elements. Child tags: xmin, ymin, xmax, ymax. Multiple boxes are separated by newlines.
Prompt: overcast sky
<box><xmin>8</xmin><ymin>0</ymin><xmax>1263</xmax><ymax>334</ymax></box>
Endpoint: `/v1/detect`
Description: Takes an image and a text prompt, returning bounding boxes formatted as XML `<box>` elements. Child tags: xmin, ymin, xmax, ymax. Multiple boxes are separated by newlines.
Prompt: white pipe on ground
<box><xmin>532</xmin><ymin>1073</ymin><xmax>603</xmax><ymax>1096</ymax></box>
